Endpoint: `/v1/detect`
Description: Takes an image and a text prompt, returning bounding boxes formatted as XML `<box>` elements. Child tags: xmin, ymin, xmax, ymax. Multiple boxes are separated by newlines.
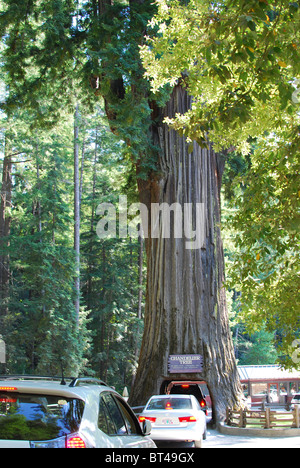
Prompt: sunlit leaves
<box><xmin>141</xmin><ymin>0</ymin><xmax>300</xmax><ymax>151</ymax></box>
<box><xmin>229</xmin><ymin>125</ymin><xmax>300</xmax><ymax>368</ymax></box>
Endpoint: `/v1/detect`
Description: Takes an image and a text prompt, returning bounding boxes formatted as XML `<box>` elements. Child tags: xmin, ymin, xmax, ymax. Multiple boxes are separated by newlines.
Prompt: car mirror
<box><xmin>142</xmin><ymin>419</ymin><xmax>152</xmax><ymax>436</ymax></box>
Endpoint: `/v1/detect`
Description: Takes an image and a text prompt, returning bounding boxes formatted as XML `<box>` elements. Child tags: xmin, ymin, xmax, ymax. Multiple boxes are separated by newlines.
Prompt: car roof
<box><xmin>149</xmin><ymin>394</ymin><xmax>193</xmax><ymax>399</ymax></box>
<box><xmin>0</xmin><ymin>377</ymin><xmax>112</xmax><ymax>402</ymax></box>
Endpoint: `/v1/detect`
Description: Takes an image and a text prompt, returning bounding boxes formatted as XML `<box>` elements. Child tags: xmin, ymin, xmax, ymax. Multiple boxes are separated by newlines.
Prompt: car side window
<box><xmin>98</xmin><ymin>392</ymin><xmax>127</xmax><ymax>436</ymax></box>
<box><xmin>112</xmin><ymin>395</ymin><xmax>141</xmax><ymax>435</ymax></box>
<box><xmin>195</xmin><ymin>399</ymin><xmax>201</xmax><ymax>411</ymax></box>
<box><xmin>98</xmin><ymin>395</ymin><xmax>115</xmax><ymax>435</ymax></box>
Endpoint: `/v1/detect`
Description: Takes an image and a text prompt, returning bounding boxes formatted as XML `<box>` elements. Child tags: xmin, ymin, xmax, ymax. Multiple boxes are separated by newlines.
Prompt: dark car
<box><xmin>166</xmin><ymin>382</ymin><xmax>208</xmax><ymax>416</ymax></box>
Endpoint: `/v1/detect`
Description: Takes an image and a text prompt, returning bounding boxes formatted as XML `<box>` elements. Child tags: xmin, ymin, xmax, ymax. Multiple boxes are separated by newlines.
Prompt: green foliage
<box><xmin>230</xmin><ymin>127</ymin><xmax>300</xmax><ymax>368</ymax></box>
<box><xmin>248</xmin><ymin>331</ymin><xmax>279</xmax><ymax>365</ymax></box>
<box><xmin>0</xmin><ymin>0</ymin><xmax>153</xmax><ymax>387</ymax></box>
<box><xmin>0</xmin><ymin>0</ymin><xmax>161</xmax><ymax>170</ymax></box>
<box><xmin>142</xmin><ymin>0</ymin><xmax>300</xmax><ymax>151</ymax></box>
<box><xmin>78</xmin><ymin>111</ymin><xmax>145</xmax><ymax>389</ymax></box>
<box><xmin>0</xmin><ymin>100</ymin><xmax>145</xmax><ymax>389</ymax></box>
<box><xmin>0</xmin><ymin>111</ymin><xmax>87</xmax><ymax>376</ymax></box>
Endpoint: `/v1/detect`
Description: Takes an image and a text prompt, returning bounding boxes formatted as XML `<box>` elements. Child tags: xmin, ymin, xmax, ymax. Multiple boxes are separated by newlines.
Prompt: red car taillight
<box><xmin>179</xmin><ymin>416</ymin><xmax>197</xmax><ymax>423</ymax></box>
<box><xmin>66</xmin><ymin>435</ymin><xmax>86</xmax><ymax>448</ymax></box>
<box><xmin>139</xmin><ymin>416</ymin><xmax>156</xmax><ymax>423</ymax></box>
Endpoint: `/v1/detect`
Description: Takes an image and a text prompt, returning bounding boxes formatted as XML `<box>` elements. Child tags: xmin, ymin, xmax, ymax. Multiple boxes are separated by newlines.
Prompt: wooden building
<box><xmin>238</xmin><ymin>365</ymin><xmax>300</xmax><ymax>406</ymax></box>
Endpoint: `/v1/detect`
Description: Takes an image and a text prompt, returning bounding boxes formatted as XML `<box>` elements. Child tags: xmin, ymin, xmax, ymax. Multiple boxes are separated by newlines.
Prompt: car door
<box><xmin>112</xmin><ymin>394</ymin><xmax>154</xmax><ymax>448</ymax></box>
<box><xmin>98</xmin><ymin>391</ymin><xmax>152</xmax><ymax>448</ymax></box>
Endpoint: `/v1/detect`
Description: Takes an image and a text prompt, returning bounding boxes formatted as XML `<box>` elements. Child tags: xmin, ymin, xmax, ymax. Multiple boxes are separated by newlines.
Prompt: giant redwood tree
<box><xmin>131</xmin><ymin>85</ymin><xmax>243</xmax><ymax>421</ymax></box>
<box><xmin>0</xmin><ymin>0</ymin><xmax>244</xmax><ymax>421</ymax></box>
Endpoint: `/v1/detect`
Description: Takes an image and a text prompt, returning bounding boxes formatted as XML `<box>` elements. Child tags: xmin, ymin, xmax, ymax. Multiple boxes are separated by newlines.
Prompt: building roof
<box><xmin>238</xmin><ymin>365</ymin><xmax>300</xmax><ymax>382</ymax></box>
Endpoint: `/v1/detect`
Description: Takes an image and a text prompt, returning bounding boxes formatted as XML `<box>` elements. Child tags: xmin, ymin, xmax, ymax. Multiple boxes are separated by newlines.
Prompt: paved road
<box><xmin>203</xmin><ymin>429</ymin><xmax>300</xmax><ymax>448</ymax></box>
<box><xmin>155</xmin><ymin>428</ymin><xmax>300</xmax><ymax>449</ymax></box>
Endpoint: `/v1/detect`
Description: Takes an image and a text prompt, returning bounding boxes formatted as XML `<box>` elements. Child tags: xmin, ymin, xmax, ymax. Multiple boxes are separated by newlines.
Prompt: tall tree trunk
<box><xmin>0</xmin><ymin>134</ymin><xmax>12</xmax><ymax>319</ymax></box>
<box><xmin>74</xmin><ymin>104</ymin><xmax>80</xmax><ymax>325</ymax></box>
<box><xmin>137</xmin><ymin>229</ymin><xmax>144</xmax><ymax>324</ymax></box>
<box><xmin>86</xmin><ymin>128</ymin><xmax>98</xmax><ymax>310</ymax></box>
<box><xmin>131</xmin><ymin>231</ymin><xmax>144</xmax><ymax>388</ymax></box>
<box><xmin>130</xmin><ymin>86</ymin><xmax>243</xmax><ymax>423</ymax></box>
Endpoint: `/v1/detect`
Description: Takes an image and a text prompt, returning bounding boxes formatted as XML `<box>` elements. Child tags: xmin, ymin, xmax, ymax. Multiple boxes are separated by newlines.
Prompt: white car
<box><xmin>0</xmin><ymin>376</ymin><xmax>156</xmax><ymax>448</ymax></box>
<box><xmin>291</xmin><ymin>393</ymin><xmax>300</xmax><ymax>409</ymax></box>
<box><xmin>139</xmin><ymin>394</ymin><xmax>207</xmax><ymax>448</ymax></box>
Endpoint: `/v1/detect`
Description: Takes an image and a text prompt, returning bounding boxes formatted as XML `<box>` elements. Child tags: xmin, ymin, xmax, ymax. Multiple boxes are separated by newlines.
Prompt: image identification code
<box><xmin>148</xmin><ymin>453</ymin><xmax>194</xmax><ymax>463</ymax></box>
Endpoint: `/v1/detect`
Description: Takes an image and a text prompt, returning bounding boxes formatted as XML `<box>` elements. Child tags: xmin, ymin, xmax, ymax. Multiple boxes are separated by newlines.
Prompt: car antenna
<box><xmin>60</xmin><ymin>361</ymin><xmax>66</xmax><ymax>386</ymax></box>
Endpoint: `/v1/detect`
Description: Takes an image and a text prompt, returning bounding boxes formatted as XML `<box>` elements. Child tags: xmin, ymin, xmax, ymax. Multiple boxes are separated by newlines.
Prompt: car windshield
<box><xmin>146</xmin><ymin>397</ymin><xmax>192</xmax><ymax>411</ymax></box>
<box><xmin>293</xmin><ymin>394</ymin><xmax>300</xmax><ymax>401</ymax></box>
<box><xmin>0</xmin><ymin>392</ymin><xmax>85</xmax><ymax>441</ymax></box>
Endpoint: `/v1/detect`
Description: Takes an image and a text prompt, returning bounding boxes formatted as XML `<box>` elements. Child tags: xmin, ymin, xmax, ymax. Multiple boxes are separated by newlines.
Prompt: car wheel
<box><xmin>194</xmin><ymin>435</ymin><xmax>203</xmax><ymax>448</ymax></box>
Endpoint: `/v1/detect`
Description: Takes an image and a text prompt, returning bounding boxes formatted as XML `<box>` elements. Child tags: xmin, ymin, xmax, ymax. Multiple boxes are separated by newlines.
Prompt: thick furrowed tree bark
<box><xmin>130</xmin><ymin>85</ymin><xmax>243</xmax><ymax>424</ymax></box>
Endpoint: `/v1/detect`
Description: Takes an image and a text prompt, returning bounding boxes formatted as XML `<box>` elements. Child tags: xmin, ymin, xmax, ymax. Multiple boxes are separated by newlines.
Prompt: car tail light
<box><xmin>181</xmin><ymin>384</ymin><xmax>190</xmax><ymax>389</ymax></box>
<box><xmin>0</xmin><ymin>387</ymin><xmax>17</xmax><ymax>391</ymax></box>
<box><xmin>139</xmin><ymin>416</ymin><xmax>156</xmax><ymax>423</ymax></box>
<box><xmin>200</xmin><ymin>400</ymin><xmax>206</xmax><ymax>408</ymax></box>
<box><xmin>179</xmin><ymin>416</ymin><xmax>197</xmax><ymax>423</ymax></box>
<box><xmin>66</xmin><ymin>435</ymin><xmax>86</xmax><ymax>448</ymax></box>
<box><xmin>31</xmin><ymin>434</ymin><xmax>90</xmax><ymax>448</ymax></box>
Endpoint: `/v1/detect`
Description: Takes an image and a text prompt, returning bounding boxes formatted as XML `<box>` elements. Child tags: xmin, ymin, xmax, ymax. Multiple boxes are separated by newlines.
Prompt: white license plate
<box><xmin>161</xmin><ymin>418</ymin><xmax>176</xmax><ymax>425</ymax></box>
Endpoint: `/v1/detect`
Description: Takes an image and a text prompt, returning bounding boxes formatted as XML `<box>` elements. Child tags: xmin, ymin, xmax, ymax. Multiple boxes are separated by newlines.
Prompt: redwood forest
<box><xmin>0</xmin><ymin>0</ymin><xmax>298</xmax><ymax>423</ymax></box>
